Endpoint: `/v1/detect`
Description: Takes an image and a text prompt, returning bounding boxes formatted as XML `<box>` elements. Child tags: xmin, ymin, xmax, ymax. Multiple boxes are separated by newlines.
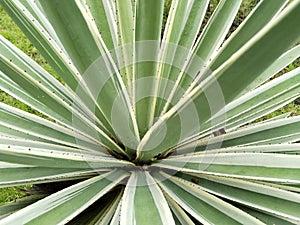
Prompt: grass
<box><xmin>0</xmin><ymin>0</ymin><xmax>299</xmax><ymax>206</ymax></box>
<box><xmin>0</xmin><ymin>187</ymin><xmax>30</xmax><ymax>206</ymax></box>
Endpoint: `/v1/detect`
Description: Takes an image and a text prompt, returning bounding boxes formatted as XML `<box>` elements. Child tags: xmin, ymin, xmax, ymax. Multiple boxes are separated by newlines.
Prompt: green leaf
<box><xmin>1</xmin><ymin>0</ymin><xmax>300</xmax><ymax>223</ymax></box>
<box><xmin>155</xmin><ymin>172</ymin><xmax>263</xmax><ymax>224</ymax></box>
<box><xmin>85</xmin><ymin>0</ymin><xmax>116</xmax><ymax>51</ymax></box>
<box><xmin>166</xmin><ymin>195</ymin><xmax>195</xmax><ymax>225</ymax></box>
<box><xmin>0</xmin><ymin>195</ymin><xmax>45</xmax><ymax>219</ymax></box>
<box><xmin>196</xmin><ymin>67</ymin><xmax>300</xmax><ymax>135</ymax></box>
<box><xmin>67</xmin><ymin>187</ymin><xmax>123</xmax><ymax>225</ymax></box>
<box><xmin>157</xmin><ymin>152</ymin><xmax>300</xmax><ymax>183</ymax></box>
<box><xmin>0</xmin><ymin>170</ymin><xmax>128</xmax><ymax>225</ymax></box>
<box><xmin>0</xmin><ymin>143</ymin><xmax>133</xmax><ymax>169</ymax></box>
<box><xmin>121</xmin><ymin>170</ymin><xmax>175</xmax><ymax>225</ymax></box>
<box><xmin>137</xmin><ymin>0</ymin><xmax>300</xmax><ymax>162</ymax></box>
<box><xmin>154</xmin><ymin>0</ymin><xmax>209</xmax><ymax>116</ymax></box>
<box><xmin>17</xmin><ymin>0</ymin><xmax>65</xmax><ymax>51</ymax></box>
<box><xmin>115</xmin><ymin>0</ymin><xmax>134</xmax><ymax>89</ymax></box>
<box><xmin>0</xmin><ymin>34</ymin><xmax>116</xmax><ymax>138</ymax></box>
<box><xmin>180</xmin><ymin>143</ymin><xmax>300</xmax><ymax>155</ymax></box>
<box><xmin>37</xmin><ymin>0</ymin><xmax>140</xmax><ymax>154</ymax></box>
<box><xmin>239</xmin><ymin>44</ymin><xmax>300</xmax><ymax>96</ymax></box>
<box><xmin>36</xmin><ymin>0</ymin><xmax>101</xmax><ymax>74</ymax></box>
<box><xmin>201</xmin><ymin>0</ymin><xmax>300</xmax><ymax>103</ymax></box>
<box><xmin>0</xmin><ymin>0</ymin><xmax>80</xmax><ymax>90</ymax></box>
<box><xmin>1</xmin><ymin>0</ymin><xmax>140</xmax><ymax>154</ymax></box>
<box><xmin>210</xmin><ymin>0</ymin><xmax>289</xmax><ymax>71</ymax></box>
<box><xmin>197</xmin><ymin>116</ymin><xmax>300</xmax><ymax>149</ymax></box>
<box><xmin>177</xmin><ymin>62</ymin><xmax>300</xmax><ymax>149</ymax></box>
<box><xmin>163</xmin><ymin>0</ymin><xmax>241</xmax><ymax>113</ymax></box>
<box><xmin>176</xmin><ymin>173</ymin><xmax>300</xmax><ymax>223</ymax></box>
<box><xmin>0</xmin><ymin>162</ymin><xmax>101</xmax><ymax>188</ymax></box>
<box><xmin>242</xmin><ymin>207</ymin><xmax>294</xmax><ymax>225</ymax></box>
<box><xmin>110</xmin><ymin>197</ymin><xmax>122</xmax><ymax>225</ymax></box>
<box><xmin>134</xmin><ymin>0</ymin><xmax>165</xmax><ymax>137</ymax></box>
<box><xmin>0</xmin><ymin>102</ymin><xmax>123</xmax><ymax>155</ymax></box>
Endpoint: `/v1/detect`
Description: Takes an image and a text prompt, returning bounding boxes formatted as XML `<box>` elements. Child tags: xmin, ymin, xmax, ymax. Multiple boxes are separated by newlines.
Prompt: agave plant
<box><xmin>1</xmin><ymin>0</ymin><xmax>300</xmax><ymax>224</ymax></box>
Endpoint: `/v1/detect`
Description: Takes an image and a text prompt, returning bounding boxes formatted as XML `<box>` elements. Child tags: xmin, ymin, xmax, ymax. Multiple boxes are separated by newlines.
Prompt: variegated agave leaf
<box><xmin>0</xmin><ymin>0</ymin><xmax>300</xmax><ymax>224</ymax></box>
